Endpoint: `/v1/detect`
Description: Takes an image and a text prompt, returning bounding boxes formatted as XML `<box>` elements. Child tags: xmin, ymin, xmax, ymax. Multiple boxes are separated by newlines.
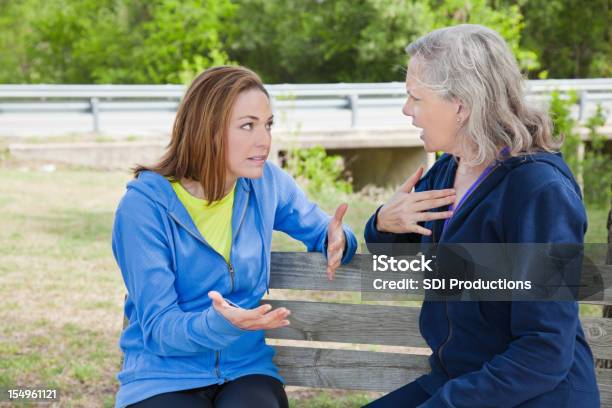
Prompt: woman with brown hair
<box><xmin>112</xmin><ymin>66</ymin><xmax>357</xmax><ymax>408</ymax></box>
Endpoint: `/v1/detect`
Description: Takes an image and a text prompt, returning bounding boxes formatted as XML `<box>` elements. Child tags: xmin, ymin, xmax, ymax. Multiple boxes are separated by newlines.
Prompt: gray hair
<box><xmin>405</xmin><ymin>24</ymin><xmax>558</xmax><ymax>165</ymax></box>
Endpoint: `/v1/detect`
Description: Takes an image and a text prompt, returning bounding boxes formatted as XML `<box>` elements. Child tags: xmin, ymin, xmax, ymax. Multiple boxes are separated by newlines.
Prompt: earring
<box><xmin>456</xmin><ymin>117</ymin><xmax>462</xmax><ymax>123</ymax></box>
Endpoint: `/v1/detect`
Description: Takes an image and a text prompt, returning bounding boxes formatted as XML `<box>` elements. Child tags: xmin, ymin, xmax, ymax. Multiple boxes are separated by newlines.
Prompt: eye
<box><xmin>406</xmin><ymin>91</ymin><xmax>420</xmax><ymax>102</ymax></box>
<box><xmin>265</xmin><ymin>121</ymin><xmax>274</xmax><ymax>130</ymax></box>
<box><xmin>240</xmin><ymin>122</ymin><xmax>254</xmax><ymax>130</ymax></box>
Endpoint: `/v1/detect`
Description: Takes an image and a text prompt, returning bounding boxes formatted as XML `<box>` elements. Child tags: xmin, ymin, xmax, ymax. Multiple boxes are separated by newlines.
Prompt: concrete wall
<box><xmin>329</xmin><ymin>147</ymin><xmax>429</xmax><ymax>189</ymax></box>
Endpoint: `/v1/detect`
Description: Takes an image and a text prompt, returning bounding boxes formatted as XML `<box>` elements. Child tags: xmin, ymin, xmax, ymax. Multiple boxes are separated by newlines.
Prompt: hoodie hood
<box><xmin>497</xmin><ymin>151</ymin><xmax>582</xmax><ymax>198</ymax></box>
<box><xmin>127</xmin><ymin>170</ymin><xmax>252</xmax><ymax>212</ymax></box>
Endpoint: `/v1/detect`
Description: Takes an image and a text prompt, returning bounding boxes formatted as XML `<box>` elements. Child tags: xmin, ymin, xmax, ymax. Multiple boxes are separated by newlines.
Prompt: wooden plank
<box><xmin>274</xmin><ymin>346</ymin><xmax>612</xmax><ymax>399</ymax></box>
<box><xmin>269</xmin><ymin>253</ymin><xmax>612</xmax><ymax>305</ymax></box>
<box><xmin>597</xmin><ymin>368</ymin><xmax>612</xmax><ymax>406</ymax></box>
<box><xmin>273</xmin><ymin>346</ymin><xmax>429</xmax><ymax>392</ymax></box>
<box><xmin>263</xmin><ymin>301</ymin><xmax>612</xmax><ymax>359</ymax></box>
<box><xmin>582</xmin><ymin>317</ymin><xmax>612</xmax><ymax>360</ymax></box>
<box><xmin>265</xmin><ymin>300</ymin><xmax>426</xmax><ymax>347</ymax></box>
<box><xmin>269</xmin><ymin>252</ymin><xmax>366</xmax><ymax>291</ymax></box>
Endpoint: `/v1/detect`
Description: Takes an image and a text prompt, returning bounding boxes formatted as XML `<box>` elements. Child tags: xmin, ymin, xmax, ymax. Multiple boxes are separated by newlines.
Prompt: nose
<box><xmin>402</xmin><ymin>99</ymin><xmax>413</xmax><ymax>117</ymax></box>
<box><xmin>256</xmin><ymin>125</ymin><xmax>271</xmax><ymax>148</ymax></box>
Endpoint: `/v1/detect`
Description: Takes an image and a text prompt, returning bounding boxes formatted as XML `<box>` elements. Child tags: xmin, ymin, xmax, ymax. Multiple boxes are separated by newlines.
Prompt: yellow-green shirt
<box><xmin>171</xmin><ymin>181</ymin><xmax>235</xmax><ymax>263</ymax></box>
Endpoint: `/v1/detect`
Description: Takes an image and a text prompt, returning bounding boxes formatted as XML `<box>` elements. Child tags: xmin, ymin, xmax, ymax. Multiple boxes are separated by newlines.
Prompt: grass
<box><xmin>0</xmin><ymin>160</ymin><xmax>608</xmax><ymax>407</ymax></box>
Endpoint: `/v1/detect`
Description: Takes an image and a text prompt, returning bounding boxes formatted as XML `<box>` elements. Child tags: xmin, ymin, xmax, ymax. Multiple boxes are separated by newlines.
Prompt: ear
<box><xmin>453</xmin><ymin>97</ymin><xmax>470</xmax><ymax>122</ymax></box>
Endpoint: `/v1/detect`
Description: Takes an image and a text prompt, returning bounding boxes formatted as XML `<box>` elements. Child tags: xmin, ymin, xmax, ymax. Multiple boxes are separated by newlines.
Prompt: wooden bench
<box><xmin>265</xmin><ymin>252</ymin><xmax>612</xmax><ymax>405</ymax></box>
<box><xmin>121</xmin><ymin>251</ymin><xmax>612</xmax><ymax>404</ymax></box>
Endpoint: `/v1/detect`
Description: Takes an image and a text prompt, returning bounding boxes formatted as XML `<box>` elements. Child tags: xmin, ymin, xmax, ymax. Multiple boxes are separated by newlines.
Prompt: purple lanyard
<box><xmin>442</xmin><ymin>161</ymin><xmax>497</xmax><ymax>233</ymax></box>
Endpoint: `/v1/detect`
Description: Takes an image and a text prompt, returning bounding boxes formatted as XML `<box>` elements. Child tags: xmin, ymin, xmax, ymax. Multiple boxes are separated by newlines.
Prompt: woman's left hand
<box><xmin>326</xmin><ymin>203</ymin><xmax>348</xmax><ymax>280</ymax></box>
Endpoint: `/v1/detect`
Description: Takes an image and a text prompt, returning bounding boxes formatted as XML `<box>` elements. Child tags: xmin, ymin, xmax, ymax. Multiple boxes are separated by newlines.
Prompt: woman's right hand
<box><xmin>376</xmin><ymin>166</ymin><xmax>456</xmax><ymax>236</ymax></box>
<box><xmin>208</xmin><ymin>291</ymin><xmax>290</xmax><ymax>330</ymax></box>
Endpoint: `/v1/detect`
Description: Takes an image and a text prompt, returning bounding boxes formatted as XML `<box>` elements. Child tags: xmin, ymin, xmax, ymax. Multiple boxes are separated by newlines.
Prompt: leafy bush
<box><xmin>582</xmin><ymin>104</ymin><xmax>612</xmax><ymax>207</ymax></box>
<box><xmin>549</xmin><ymin>91</ymin><xmax>611</xmax><ymax>207</ymax></box>
<box><xmin>285</xmin><ymin>146</ymin><xmax>352</xmax><ymax>198</ymax></box>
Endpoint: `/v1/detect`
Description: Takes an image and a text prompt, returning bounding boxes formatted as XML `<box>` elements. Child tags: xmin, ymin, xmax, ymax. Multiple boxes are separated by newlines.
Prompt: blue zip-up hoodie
<box><xmin>365</xmin><ymin>152</ymin><xmax>600</xmax><ymax>407</ymax></box>
<box><xmin>112</xmin><ymin>161</ymin><xmax>357</xmax><ymax>408</ymax></box>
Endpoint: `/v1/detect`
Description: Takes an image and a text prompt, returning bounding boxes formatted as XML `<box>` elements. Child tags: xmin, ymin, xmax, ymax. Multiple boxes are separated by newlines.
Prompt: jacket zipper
<box><xmin>215</xmin><ymin>350</ymin><xmax>221</xmax><ymax>379</ymax></box>
<box><xmin>434</xmin><ymin>164</ymin><xmax>500</xmax><ymax>378</ymax></box>
<box><xmin>439</xmin><ymin>164</ymin><xmax>500</xmax><ymax>242</ymax></box>
<box><xmin>170</xmin><ymin>190</ymin><xmax>249</xmax><ymax>383</ymax></box>
<box><xmin>227</xmin><ymin>192</ymin><xmax>249</xmax><ymax>292</ymax></box>
<box><xmin>169</xmin><ymin>187</ymin><xmax>249</xmax><ymax>294</ymax></box>
<box><xmin>436</xmin><ymin>302</ymin><xmax>453</xmax><ymax>377</ymax></box>
<box><xmin>228</xmin><ymin>262</ymin><xmax>235</xmax><ymax>292</ymax></box>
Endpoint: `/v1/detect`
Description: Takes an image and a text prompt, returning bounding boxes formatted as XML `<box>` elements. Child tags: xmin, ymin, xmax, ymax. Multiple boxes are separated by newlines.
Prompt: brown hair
<box><xmin>134</xmin><ymin>65</ymin><xmax>269</xmax><ymax>202</ymax></box>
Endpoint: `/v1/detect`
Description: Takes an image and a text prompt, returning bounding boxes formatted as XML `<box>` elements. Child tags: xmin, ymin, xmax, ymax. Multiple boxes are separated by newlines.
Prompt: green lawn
<box><xmin>0</xmin><ymin>162</ymin><xmax>608</xmax><ymax>407</ymax></box>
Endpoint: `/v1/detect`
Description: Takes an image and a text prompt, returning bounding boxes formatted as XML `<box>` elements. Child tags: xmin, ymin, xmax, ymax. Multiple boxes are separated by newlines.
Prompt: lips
<box><xmin>248</xmin><ymin>155</ymin><xmax>267</xmax><ymax>162</ymax></box>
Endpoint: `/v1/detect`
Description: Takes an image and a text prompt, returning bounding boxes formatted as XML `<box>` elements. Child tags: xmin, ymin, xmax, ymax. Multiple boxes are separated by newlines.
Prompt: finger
<box><xmin>254</xmin><ymin>319</ymin><xmax>291</xmax><ymax>331</ymax></box>
<box><xmin>208</xmin><ymin>291</ymin><xmax>229</xmax><ymax>309</ymax></box>
<box><xmin>239</xmin><ymin>307</ymin><xmax>289</xmax><ymax>329</ymax></box>
<box><xmin>272</xmin><ymin>320</ymin><xmax>291</xmax><ymax>329</ymax></box>
<box><xmin>412</xmin><ymin>196</ymin><xmax>456</xmax><ymax>212</ymax></box>
<box><xmin>327</xmin><ymin>251</ymin><xmax>342</xmax><ymax>267</ymax></box>
<box><xmin>326</xmin><ymin>239</ymin><xmax>344</xmax><ymax>254</ymax></box>
<box><xmin>236</xmin><ymin>303</ymin><xmax>273</xmax><ymax>321</ymax></box>
<box><xmin>327</xmin><ymin>261</ymin><xmax>340</xmax><ymax>280</ymax></box>
<box><xmin>398</xmin><ymin>166</ymin><xmax>424</xmax><ymax>193</ymax></box>
<box><xmin>332</xmin><ymin>203</ymin><xmax>348</xmax><ymax>223</ymax></box>
<box><xmin>252</xmin><ymin>303</ymin><xmax>273</xmax><ymax>315</ymax></box>
<box><xmin>412</xmin><ymin>225</ymin><xmax>432</xmax><ymax>236</ymax></box>
<box><xmin>413</xmin><ymin>211</ymin><xmax>454</xmax><ymax>222</ymax></box>
<box><xmin>253</xmin><ymin>308</ymin><xmax>291</xmax><ymax>328</ymax></box>
<box><xmin>412</xmin><ymin>189</ymin><xmax>456</xmax><ymax>202</ymax></box>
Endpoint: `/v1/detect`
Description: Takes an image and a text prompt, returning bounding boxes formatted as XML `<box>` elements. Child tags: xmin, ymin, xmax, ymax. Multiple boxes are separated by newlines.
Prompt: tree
<box><xmin>519</xmin><ymin>0</ymin><xmax>611</xmax><ymax>78</ymax></box>
<box><xmin>0</xmin><ymin>0</ymin><xmax>235</xmax><ymax>84</ymax></box>
<box><xmin>226</xmin><ymin>0</ymin><xmax>538</xmax><ymax>83</ymax></box>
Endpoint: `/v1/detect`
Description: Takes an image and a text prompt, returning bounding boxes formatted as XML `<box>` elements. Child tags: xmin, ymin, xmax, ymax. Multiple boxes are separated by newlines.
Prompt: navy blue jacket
<box><xmin>365</xmin><ymin>152</ymin><xmax>600</xmax><ymax>407</ymax></box>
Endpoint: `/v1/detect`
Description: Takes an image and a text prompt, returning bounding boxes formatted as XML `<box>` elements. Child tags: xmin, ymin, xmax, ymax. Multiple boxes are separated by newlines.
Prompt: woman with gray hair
<box><xmin>364</xmin><ymin>24</ymin><xmax>599</xmax><ymax>407</ymax></box>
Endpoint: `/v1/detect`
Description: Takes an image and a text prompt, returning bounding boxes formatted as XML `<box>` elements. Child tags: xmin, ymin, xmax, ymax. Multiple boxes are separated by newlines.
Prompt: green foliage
<box><xmin>0</xmin><ymin>0</ymin><xmax>235</xmax><ymax>84</ymax></box>
<box><xmin>133</xmin><ymin>0</ymin><xmax>236</xmax><ymax>84</ymax></box>
<box><xmin>550</xmin><ymin>91</ymin><xmax>580</xmax><ymax>176</ymax></box>
<box><xmin>518</xmin><ymin>0</ymin><xmax>611</xmax><ymax>78</ymax></box>
<box><xmin>227</xmin><ymin>0</ymin><xmax>539</xmax><ymax>83</ymax></box>
<box><xmin>582</xmin><ymin>104</ymin><xmax>612</xmax><ymax>207</ymax></box>
<box><xmin>1</xmin><ymin>0</ymin><xmax>608</xmax><ymax>83</ymax></box>
<box><xmin>549</xmin><ymin>91</ymin><xmax>611</xmax><ymax>207</ymax></box>
<box><xmin>285</xmin><ymin>146</ymin><xmax>353</xmax><ymax>198</ymax></box>
<box><xmin>429</xmin><ymin>0</ymin><xmax>539</xmax><ymax>72</ymax></box>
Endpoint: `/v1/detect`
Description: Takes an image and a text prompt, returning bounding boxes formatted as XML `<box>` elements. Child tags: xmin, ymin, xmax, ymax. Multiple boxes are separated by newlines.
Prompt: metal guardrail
<box><xmin>0</xmin><ymin>79</ymin><xmax>611</xmax><ymax>133</ymax></box>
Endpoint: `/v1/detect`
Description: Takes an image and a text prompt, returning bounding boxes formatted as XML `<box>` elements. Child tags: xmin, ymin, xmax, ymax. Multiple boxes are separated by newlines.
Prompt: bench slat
<box><xmin>274</xmin><ymin>346</ymin><xmax>612</xmax><ymax>400</ymax></box>
<box><xmin>265</xmin><ymin>300</ymin><xmax>426</xmax><ymax>347</ymax></box>
<box><xmin>269</xmin><ymin>253</ymin><xmax>612</xmax><ymax>303</ymax></box>
<box><xmin>582</xmin><ymin>317</ymin><xmax>612</xmax><ymax>360</ymax></box>
<box><xmin>273</xmin><ymin>346</ymin><xmax>429</xmax><ymax>392</ymax></box>
<box><xmin>264</xmin><ymin>300</ymin><xmax>612</xmax><ymax>360</ymax></box>
<box><xmin>596</xmin><ymin>368</ymin><xmax>612</xmax><ymax>406</ymax></box>
<box><xmin>269</xmin><ymin>252</ymin><xmax>364</xmax><ymax>291</ymax></box>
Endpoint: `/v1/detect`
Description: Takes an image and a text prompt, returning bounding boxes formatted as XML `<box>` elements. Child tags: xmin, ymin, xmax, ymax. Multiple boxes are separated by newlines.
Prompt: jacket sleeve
<box><xmin>271</xmin><ymin>165</ymin><xmax>357</xmax><ymax>265</ymax></box>
<box><xmin>420</xmin><ymin>181</ymin><xmax>587</xmax><ymax>407</ymax></box>
<box><xmin>113</xmin><ymin>191</ymin><xmax>246</xmax><ymax>357</ymax></box>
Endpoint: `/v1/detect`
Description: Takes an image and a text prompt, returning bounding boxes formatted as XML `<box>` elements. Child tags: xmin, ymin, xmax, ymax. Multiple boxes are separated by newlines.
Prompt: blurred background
<box><xmin>0</xmin><ymin>0</ymin><xmax>610</xmax><ymax>406</ymax></box>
